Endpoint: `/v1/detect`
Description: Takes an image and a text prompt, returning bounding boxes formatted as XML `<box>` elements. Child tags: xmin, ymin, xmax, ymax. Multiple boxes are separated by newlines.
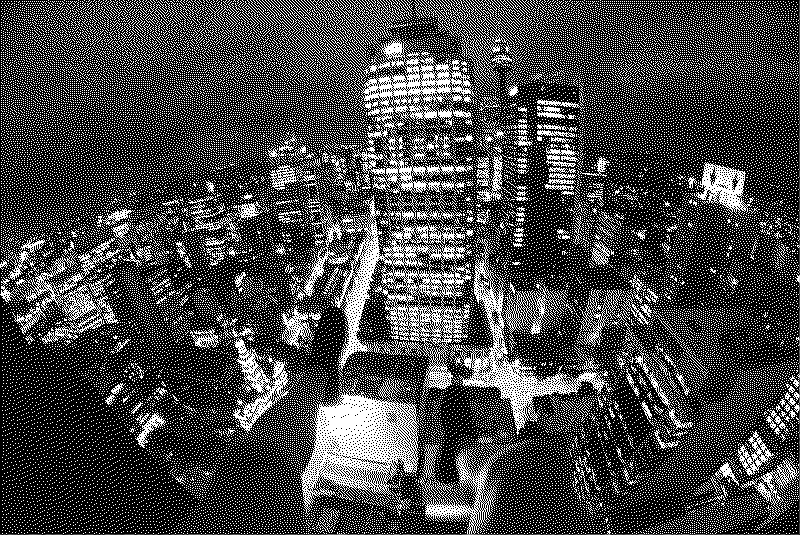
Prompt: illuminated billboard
<box><xmin>702</xmin><ymin>163</ymin><xmax>746</xmax><ymax>209</ymax></box>
<box><xmin>383</xmin><ymin>42</ymin><xmax>402</xmax><ymax>57</ymax></box>
<box><xmin>702</xmin><ymin>163</ymin><xmax>745</xmax><ymax>196</ymax></box>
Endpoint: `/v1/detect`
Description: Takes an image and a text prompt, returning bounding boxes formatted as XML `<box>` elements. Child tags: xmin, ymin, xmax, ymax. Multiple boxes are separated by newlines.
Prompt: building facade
<box><xmin>365</xmin><ymin>17</ymin><xmax>477</xmax><ymax>343</ymax></box>
<box><xmin>502</xmin><ymin>81</ymin><xmax>576</xmax><ymax>290</ymax></box>
<box><xmin>534</xmin><ymin>83</ymin><xmax>581</xmax><ymax>197</ymax></box>
<box><xmin>184</xmin><ymin>180</ymin><xmax>235</xmax><ymax>269</ymax></box>
<box><xmin>269</xmin><ymin>136</ymin><xmax>325</xmax><ymax>260</ymax></box>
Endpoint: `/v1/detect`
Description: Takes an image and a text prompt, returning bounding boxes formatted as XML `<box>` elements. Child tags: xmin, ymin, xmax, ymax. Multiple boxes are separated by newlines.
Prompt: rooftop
<box><xmin>372</xmin><ymin>15</ymin><xmax>462</xmax><ymax>62</ymax></box>
<box><xmin>389</xmin><ymin>17</ymin><xmax>439</xmax><ymax>39</ymax></box>
<box><xmin>651</xmin><ymin>305</ymin><xmax>762</xmax><ymax>394</ymax></box>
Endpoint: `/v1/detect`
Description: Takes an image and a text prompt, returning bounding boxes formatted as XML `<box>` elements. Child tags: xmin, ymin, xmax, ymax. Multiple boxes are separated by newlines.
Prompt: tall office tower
<box><xmin>340</xmin><ymin>144</ymin><xmax>366</xmax><ymax>194</ymax></box>
<box><xmin>230</xmin><ymin>170</ymin><xmax>280</xmax><ymax>267</ymax></box>
<box><xmin>535</xmin><ymin>82</ymin><xmax>581</xmax><ymax>197</ymax></box>
<box><xmin>577</xmin><ymin>153</ymin><xmax>698</xmax><ymax>327</ymax></box>
<box><xmin>123</xmin><ymin>207</ymin><xmax>179</xmax><ymax>269</ymax></box>
<box><xmin>475</xmin><ymin>146</ymin><xmax>491</xmax><ymax>225</ymax></box>
<box><xmin>107</xmin><ymin>259</ymin><xmax>173</xmax><ymax>367</ymax></box>
<box><xmin>304</xmin><ymin>157</ymin><xmax>325</xmax><ymax>248</ymax></box>
<box><xmin>502</xmin><ymin>81</ymin><xmax>572</xmax><ymax>291</ymax></box>
<box><xmin>488</xmin><ymin>40</ymin><xmax>513</xmax><ymax>203</ymax></box>
<box><xmin>580</xmin><ymin>151</ymin><xmax>609</xmax><ymax>207</ymax></box>
<box><xmin>237</xmin><ymin>211</ymin><xmax>278</xmax><ymax>265</ymax></box>
<box><xmin>106</xmin><ymin>209</ymin><xmax>132</xmax><ymax>239</ymax></box>
<box><xmin>474</xmin><ymin>103</ymin><xmax>505</xmax><ymax>225</ymax></box>
<box><xmin>481</xmin><ymin>102</ymin><xmax>501</xmax><ymax>141</ymax></box>
<box><xmin>365</xmin><ymin>16</ymin><xmax>477</xmax><ymax>343</ymax></box>
<box><xmin>533</xmin><ymin>80</ymin><xmax>585</xmax><ymax>265</ymax></box>
<box><xmin>667</xmin><ymin>179</ymin><xmax>772</xmax><ymax>313</ymax></box>
<box><xmin>270</xmin><ymin>135</ymin><xmax>325</xmax><ymax>260</ymax></box>
<box><xmin>335</xmin><ymin>146</ymin><xmax>372</xmax><ymax>238</ymax></box>
<box><xmin>184</xmin><ymin>180</ymin><xmax>235</xmax><ymax>269</ymax></box>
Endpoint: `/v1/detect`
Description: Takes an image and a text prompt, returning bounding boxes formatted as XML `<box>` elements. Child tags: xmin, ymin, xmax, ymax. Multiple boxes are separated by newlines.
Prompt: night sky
<box><xmin>2</xmin><ymin>0</ymin><xmax>797</xmax><ymax>246</ymax></box>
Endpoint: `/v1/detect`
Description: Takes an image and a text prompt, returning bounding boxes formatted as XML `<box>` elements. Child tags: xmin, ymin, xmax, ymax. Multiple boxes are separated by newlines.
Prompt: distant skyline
<box><xmin>2</xmin><ymin>0</ymin><xmax>798</xmax><ymax>245</ymax></box>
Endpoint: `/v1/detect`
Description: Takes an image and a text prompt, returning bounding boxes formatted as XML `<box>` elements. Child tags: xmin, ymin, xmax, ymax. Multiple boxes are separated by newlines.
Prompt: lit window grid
<box><xmin>366</xmin><ymin>48</ymin><xmax>476</xmax><ymax>343</ymax></box>
<box><xmin>187</xmin><ymin>196</ymin><xmax>229</xmax><ymax>233</ymax></box>
<box><xmin>737</xmin><ymin>430</ymin><xmax>774</xmax><ymax>477</ymax></box>
<box><xmin>387</xmin><ymin>303</ymin><xmax>469</xmax><ymax>343</ymax></box>
<box><xmin>765</xmin><ymin>374</ymin><xmax>800</xmax><ymax>440</ymax></box>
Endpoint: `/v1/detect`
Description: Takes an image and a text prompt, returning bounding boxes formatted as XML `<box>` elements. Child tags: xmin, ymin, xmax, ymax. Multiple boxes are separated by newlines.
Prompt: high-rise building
<box><xmin>269</xmin><ymin>135</ymin><xmax>325</xmax><ymax>260</ymax></box>
<box><xmin>236</xmin><ymin>211</ymin><xmax>278</xmax><ymax>263</ymax></box>
<box><xmin>365</xmin><ymin>16</ymin><xmax>477</xmax><ymax>343</ymax></box>
<box><xmin>304</xmin><ymin>157</ymin><xmax>325</xmax><ymax>249</ymax></box>
<box><xmin>574</xmin><ymin>152</ymin><xmax>700</xmax><ymax>329</ymax></box>
<box><xmin>120</xmin><ymin>206</ymin><xmax>180</xmax><ymax>269</ymax></box>
<box><xmin>106</xmin><ymin>259</ymin><xmax>172</xmax><ymax>366</ymax></box>
<box><xmin>502</xmin><ymin>81</ymin><xmax>574</xmax><ymax>290</ymax></box>
<box><xmin>139</xmin><ymin>260</ymin><xmax>194</xmax><ymax>343</ymax></box>
<box><xmin>488</xmin><ymin>139</ymin><xmax>504</xmax><ymax>205</ymax></box>
<box><xmin>487</xmin><ymin>38</ymin><xmax>513</xmax><ymax>203</ymax></box>
<box><xmin>340</xmin><ymin>144</ymin><xmax>367</xmax><ymax>194</ymax></box>
<box><xmin>475</xmin><ymin>145</ymin><xmax>491</xmax><ymax>226</ymax></box>
<box><xmin>666</xmin><ymin>178</ymin><xmax>798</xmax><ymax>345</ymax></box>
<box><xmin>669</xmin><ymin>194</ymin><xmax>744</xmax><ymax>308</ymax></box>
<box><xmin>533</xmin><ymin>82</ymin><xmax>581</xmax><ymax>196</ymax></box>
<box><xmin>580</xmin><ymin>151</ymin><xmax>609</xmax><ymax>208</ymax></box>
<box><xmin>184</xmin><ymin>180</ymin><xmax>235</xmax><ymax>269</ymax></box>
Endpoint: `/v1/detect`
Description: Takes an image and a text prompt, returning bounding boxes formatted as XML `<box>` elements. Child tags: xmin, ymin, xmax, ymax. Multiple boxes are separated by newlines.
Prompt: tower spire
<box><xmin>490</xmin><ymin>38</ymin><xmax>513</xmax><ymax>108</ymax></box>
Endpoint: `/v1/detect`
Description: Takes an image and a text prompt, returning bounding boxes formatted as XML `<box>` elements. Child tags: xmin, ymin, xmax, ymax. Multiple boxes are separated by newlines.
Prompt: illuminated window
<box><xmin>738</xmin><ymin>430</ymin><xmax>773</xmax><ymax>477</ymax></box>
<box><xmin>765</xmin><ymin>375</ymin><xmax>799</xmax><ymax>441</ymax></box>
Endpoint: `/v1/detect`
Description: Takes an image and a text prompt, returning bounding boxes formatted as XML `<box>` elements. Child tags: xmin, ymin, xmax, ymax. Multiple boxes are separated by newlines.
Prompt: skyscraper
<box><xmin>107</xmin><ymin>259</ymin><xmax>172</xmax><ymax>366</ymax></box>
<box><xmin>365</xmin><ymin>16</ymin><xmax>477</xmax><ymax>343</ymax></box>
<box><xmin>269</xmin><ymin>135</ymin><xmax>325</xmax><ymax>260</ymax></box>
<box><xmin>475</xmin><ymin>145</ymin><xmax>491</xmax><ymax>225</ymax></box>
<box><xmin>536</xmin><ymin>82</ymin><xmax>580</xmax><ymax>196</ymax></box>
<box><xmin>184</xmin><ymin>180</ymin><xmax>235</xmax><ymax>269</ymax></box>
<box><xmin>502</xmin><ymin>81</ymin><xmax>575</xmax><ymax>290</ymax></box>
<box><xmin>488</xmin><ymin>38</ymin><xmax>513</xmax><ymax>203</ymax></box>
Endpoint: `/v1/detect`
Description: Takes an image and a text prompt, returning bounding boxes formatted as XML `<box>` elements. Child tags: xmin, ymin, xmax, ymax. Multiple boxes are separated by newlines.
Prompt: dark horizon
<box><xmin>2</xmin><ymin>0</ymin><xmax>798</xmax><ymax>245</ymax></box>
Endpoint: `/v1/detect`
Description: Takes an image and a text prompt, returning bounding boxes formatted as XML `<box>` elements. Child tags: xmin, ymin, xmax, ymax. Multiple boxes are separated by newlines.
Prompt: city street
<box><xmin>281</xmin><ymin>198</ymin><xmax>378</xmax><ymax>365</ymax></box>
<box><xmin>341</xmin><ymin>199</ymin><xmax>379</xmax><ymax>366</ymax></box>
<box><xmin>301</xmin><ymin>199</ymin><xmax>380</xmax><ymax>509</ymax></box>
